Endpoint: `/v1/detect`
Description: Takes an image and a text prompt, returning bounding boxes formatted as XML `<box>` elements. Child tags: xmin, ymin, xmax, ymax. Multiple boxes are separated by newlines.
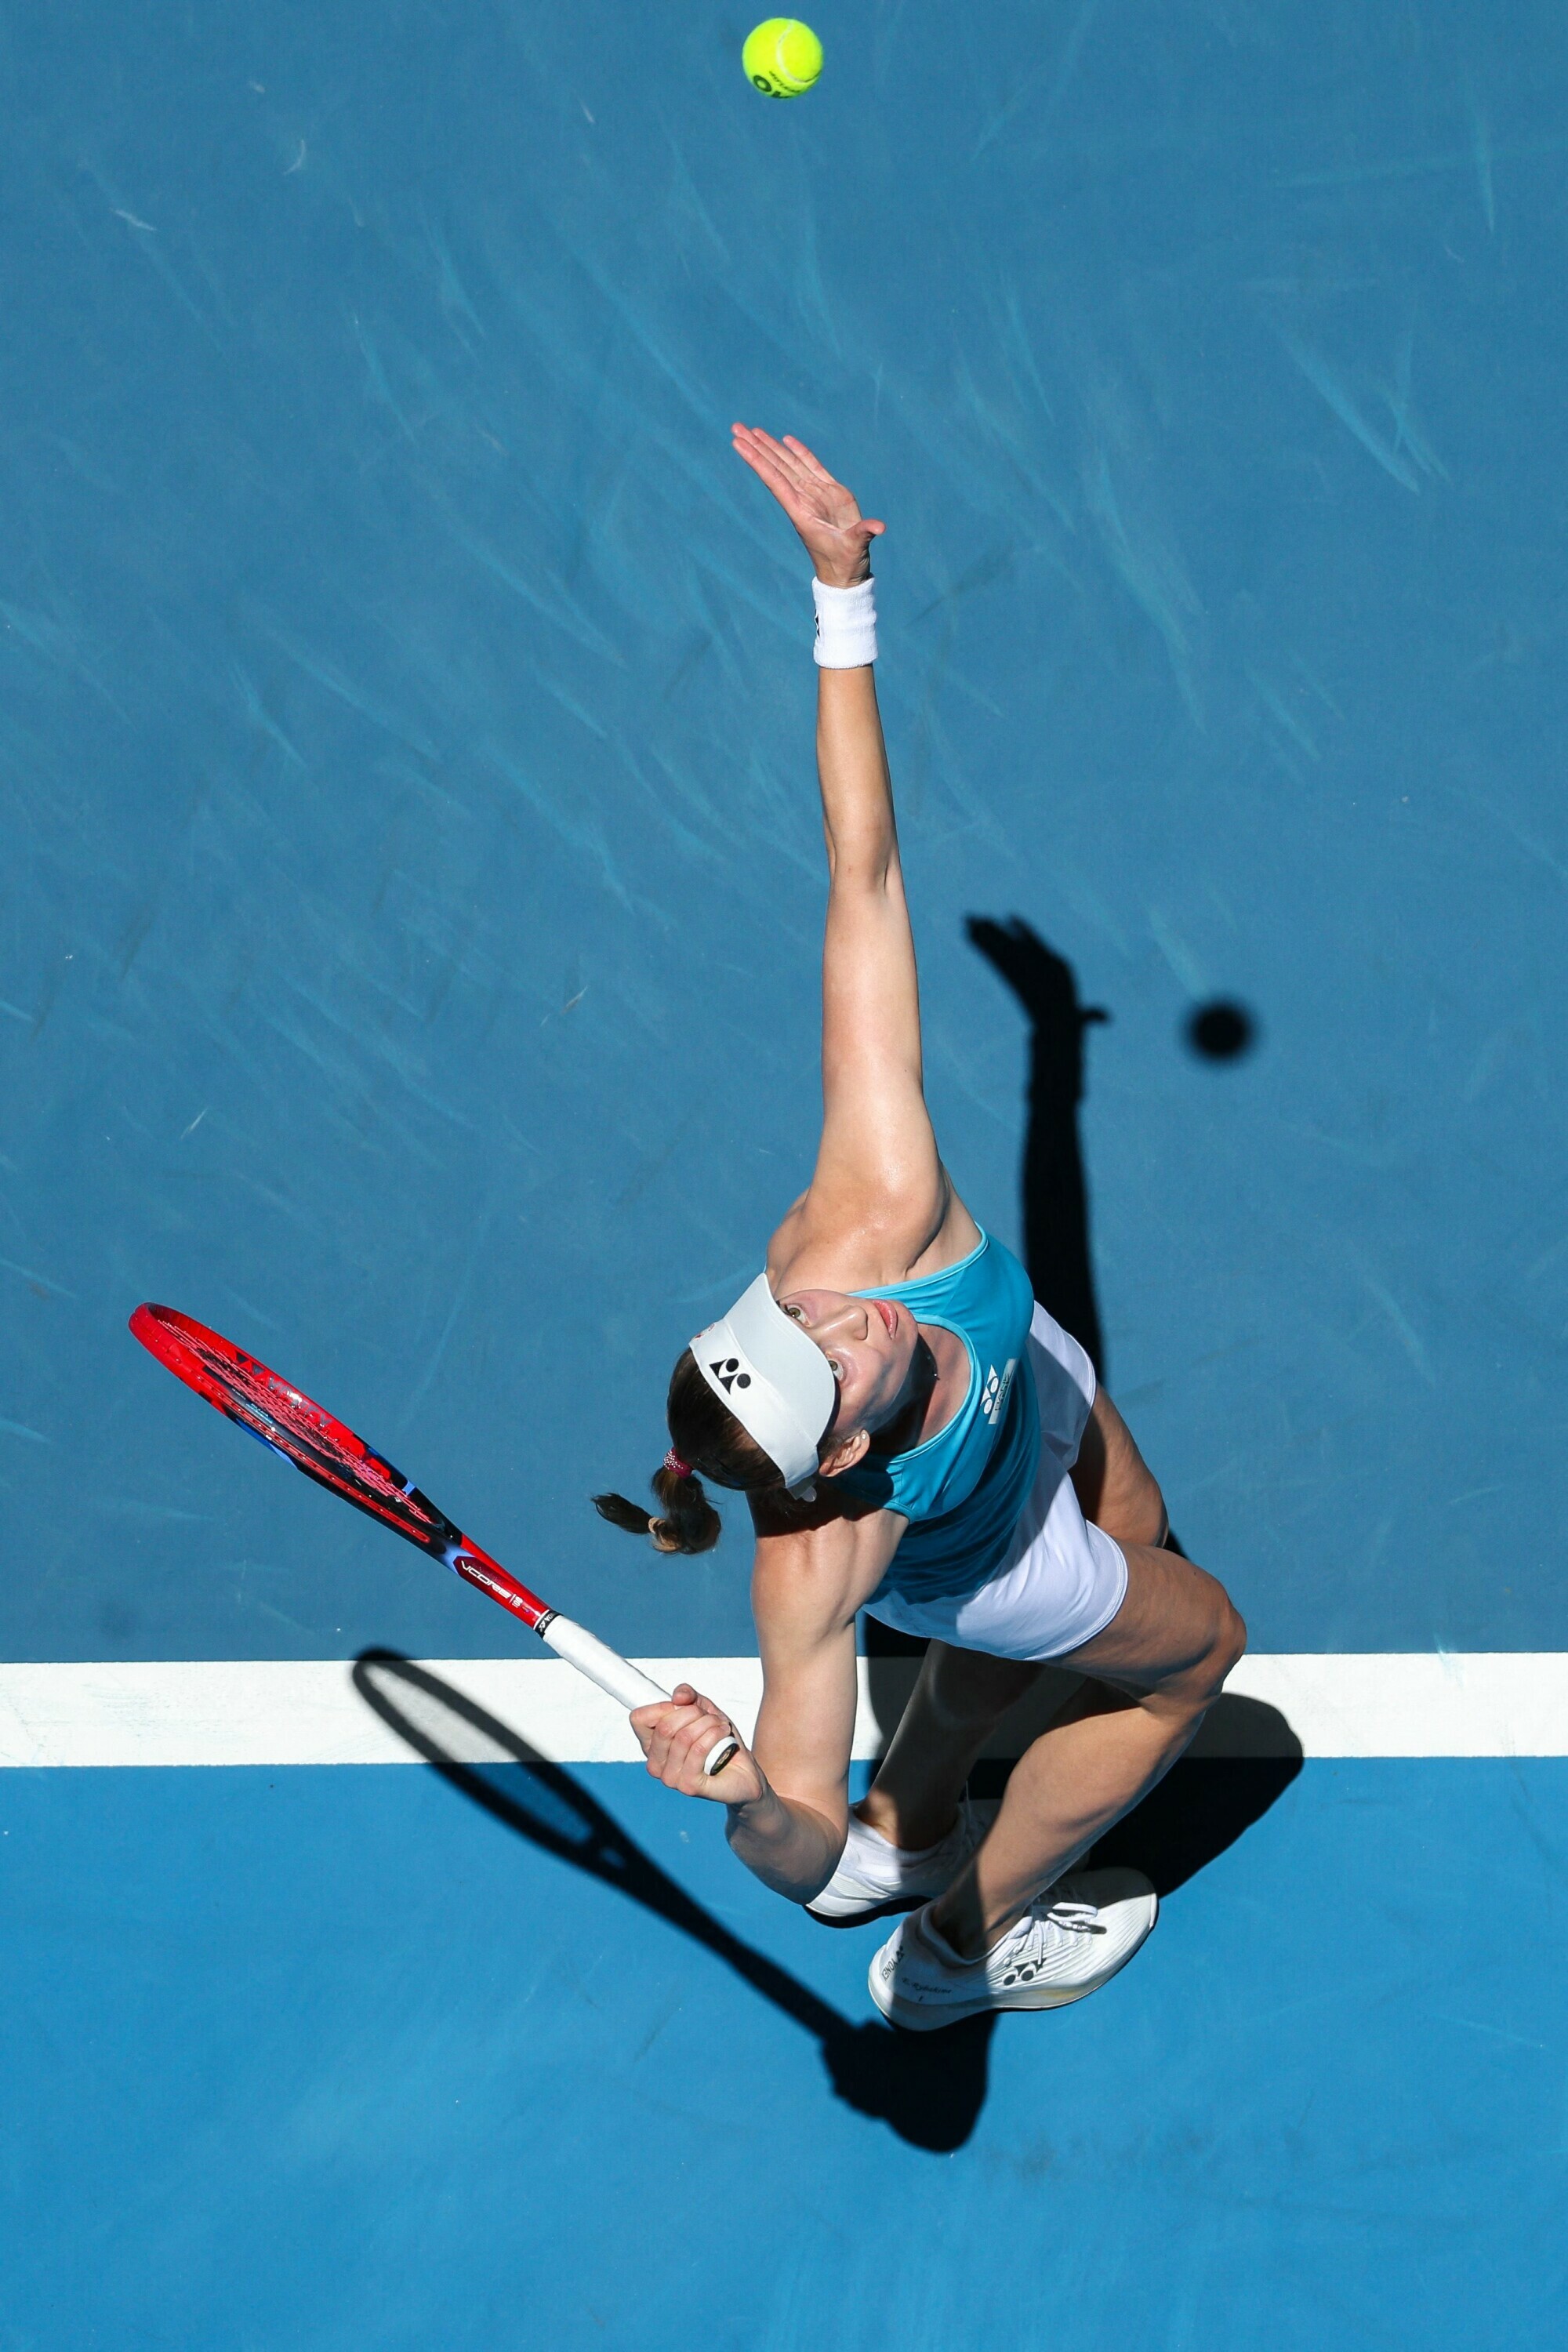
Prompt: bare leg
<box><xmin>927</xmin><ymin>1541</ymin><xmax>1246</xmax><ymax>1959</ymax></box>
<box><xmin>857</xmin><ymin>1383</ymin><xmax>1175</xmax><ymax>1853</ymax></box>
<box><xmin>856</xmin><ymin>1642</ymin><xmax>1047</xmax><ymax>1852</ymax></box>
<box><xmin>1068</xmin><ymin>1384</ymin><xmax>1168</xmax><ymax>1550</ymax></box>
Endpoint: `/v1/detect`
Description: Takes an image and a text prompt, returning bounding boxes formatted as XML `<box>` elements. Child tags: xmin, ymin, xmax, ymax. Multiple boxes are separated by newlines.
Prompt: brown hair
<box><xmin>593</xmin><ymin>1350</ymin><xmax>804</xmax><ymax>1555</ymax></box>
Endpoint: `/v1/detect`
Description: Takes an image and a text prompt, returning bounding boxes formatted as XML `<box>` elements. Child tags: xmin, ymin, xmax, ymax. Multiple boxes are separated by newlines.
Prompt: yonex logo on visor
<box><xmin>691</xmin><ymin>1273</ymin><xmax>837</xmax><ymax>1491</ymax></box>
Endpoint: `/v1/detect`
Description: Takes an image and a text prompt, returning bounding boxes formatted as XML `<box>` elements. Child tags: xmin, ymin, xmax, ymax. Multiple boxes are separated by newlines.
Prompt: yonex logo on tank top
<box><xmin>982</xmin><ymin>1358</ymin><xmax>1017</xmax><ymax>1425</ymax></box>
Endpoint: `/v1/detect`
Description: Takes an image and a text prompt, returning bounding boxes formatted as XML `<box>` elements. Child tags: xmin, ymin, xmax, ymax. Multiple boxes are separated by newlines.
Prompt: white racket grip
<box><xmin>539</xmin><ymin>1613</ymin><xmax>665</xmax><ymax>1708</ymax></box>
<box><xmin>539</xmin><ymin>1614</ymin><xmax>739</xmax><ymax>1776</ymax></box>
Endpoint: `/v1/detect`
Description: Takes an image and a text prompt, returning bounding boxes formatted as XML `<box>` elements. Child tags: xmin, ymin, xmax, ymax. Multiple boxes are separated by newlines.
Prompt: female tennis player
<box><xmin>595</xmin><ymin>426</ymin><xmax>1246</xmax><ymax>2030</ymax></box>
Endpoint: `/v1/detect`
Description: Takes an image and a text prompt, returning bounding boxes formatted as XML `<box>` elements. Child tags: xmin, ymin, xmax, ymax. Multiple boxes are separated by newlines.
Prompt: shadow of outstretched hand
<box><xmin>351</xmin><ymin>1650</ymin><xmax>995</xmax><ymax>2154</ymax></box>
<box><xmin>966</xmin><ymin>916</ymin><xmax>1109</xmax><ymax>1105</ymax></box>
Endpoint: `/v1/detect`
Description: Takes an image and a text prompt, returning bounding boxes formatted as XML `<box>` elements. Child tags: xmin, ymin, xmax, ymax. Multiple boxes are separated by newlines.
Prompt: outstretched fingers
<box><xmin>731</xmin><ymin>422</ymin><xmax>886</xmax><ymax>560</ymax></box>
<box><xmin>731</xmin><ymin>423</ymin><xmax>804</xmax><ymax>499</ymax></box>
<box><xmin>779</xmin><ymin>434</ymin><xmax>886</xmax><ymax>536</ymax></box>
<box><xmin>779</xmin><ymin>433</ymin><xmax>839</xmax><ymax>486</ymax></box>
<box><xmin>733</xmin><ymin>423</ymin><xmax>832</xmax><ymax>510</ymax></box>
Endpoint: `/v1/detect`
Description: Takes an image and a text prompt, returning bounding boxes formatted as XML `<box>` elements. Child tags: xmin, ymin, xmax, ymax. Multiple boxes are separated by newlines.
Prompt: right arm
<box><xmin>629</xmin><ymin>1504</ymin><xmax>905</xmax><ymax>1903</ymax></box>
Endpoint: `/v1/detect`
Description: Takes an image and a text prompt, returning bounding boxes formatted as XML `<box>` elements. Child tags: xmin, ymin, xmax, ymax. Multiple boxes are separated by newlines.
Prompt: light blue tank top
<box><xmin>837</xmin><ymin>1230</ymin><xmax>1040</xmax><ymax>1606</ymax></box>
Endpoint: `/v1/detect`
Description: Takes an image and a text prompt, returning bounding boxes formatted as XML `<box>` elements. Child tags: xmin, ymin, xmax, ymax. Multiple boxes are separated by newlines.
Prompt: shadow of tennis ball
<box><xmin>1185</xmin><ymin>999</ymin><xmax>1258</xmax><ymax>1062</ymax></box>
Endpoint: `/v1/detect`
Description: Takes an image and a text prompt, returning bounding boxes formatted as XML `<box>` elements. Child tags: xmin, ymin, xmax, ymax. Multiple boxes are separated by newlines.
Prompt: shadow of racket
<box><xmin>352</xmin><ymin>1650</ymin><xmax>996</xmax><ymax>2154</ymax></box>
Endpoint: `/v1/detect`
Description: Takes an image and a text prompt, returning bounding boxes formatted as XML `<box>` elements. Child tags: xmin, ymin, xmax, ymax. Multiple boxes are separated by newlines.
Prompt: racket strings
<box><xmin>162</xmin><ymin>1324</ymin><xmax>459</xmax><ymax>1554</ymax></box>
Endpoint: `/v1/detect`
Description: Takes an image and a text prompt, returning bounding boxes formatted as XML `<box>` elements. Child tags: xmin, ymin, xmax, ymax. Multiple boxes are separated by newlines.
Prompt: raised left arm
<box><xmin>732</xmin><ymin>426</ymin><xmax>973</xmax><ymax>1261</ymax></box>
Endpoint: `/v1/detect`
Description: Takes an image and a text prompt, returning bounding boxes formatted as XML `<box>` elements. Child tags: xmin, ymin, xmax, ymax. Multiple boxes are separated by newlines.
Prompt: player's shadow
<box><xmin>351</xmin><ymin>1650</ymin><xmax>998</xmax><ymax>2155</ymax></box>
<box><xmin>965</xmin><ymin>914</ymin><xmax>1108</xmax><ymax>1379</ymax></box>
<box><xmin>856</xmin><ymin>1657</ymin><xmax>1302</xmax><ymax>1896</ymax></box>
<box><xmin>863</xmin><ymin>917</ymin><xmax>1301</xmax><ymax>1878</ymax></box>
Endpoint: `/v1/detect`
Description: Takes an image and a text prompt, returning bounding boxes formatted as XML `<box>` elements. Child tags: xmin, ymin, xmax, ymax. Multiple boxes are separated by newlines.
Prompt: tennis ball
<box><xmin>742</xmin><ymin>18</ymin><xmax>823</xmax><ymax>99</ymax></box>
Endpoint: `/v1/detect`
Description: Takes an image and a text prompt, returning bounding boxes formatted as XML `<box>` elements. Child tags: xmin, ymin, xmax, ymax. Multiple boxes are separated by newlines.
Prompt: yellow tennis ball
<box><xmin>742</xmin><ymin>18</ymin><xmax>823</xmax><ymax>99</ymax></box>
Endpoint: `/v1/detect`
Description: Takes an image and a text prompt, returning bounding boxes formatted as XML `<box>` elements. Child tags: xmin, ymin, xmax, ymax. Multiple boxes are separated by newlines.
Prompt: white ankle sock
<box><xmin>851</xmin><ymin>1810</ymin><xmax>946</xmax><ymax>1863</ymax></box>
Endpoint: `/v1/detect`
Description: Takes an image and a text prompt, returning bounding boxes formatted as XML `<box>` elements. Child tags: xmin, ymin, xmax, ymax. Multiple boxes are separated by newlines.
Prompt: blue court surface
<box><xmin>3</xmin><ymin>4</ymin><xmax>1566</xmax><ymax>2346</ymax></box>
<box><xmin>3</xmin><ymin>1751</ymin><xmax>1566</xmax><ymax>2349</ymax></box>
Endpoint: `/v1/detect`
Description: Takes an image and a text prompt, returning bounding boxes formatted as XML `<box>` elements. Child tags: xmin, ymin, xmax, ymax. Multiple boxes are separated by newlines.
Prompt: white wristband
<box><xmin>812</xmin><ymin>576</ymin><xmax>878</xmax><ymax>668</ymax></box>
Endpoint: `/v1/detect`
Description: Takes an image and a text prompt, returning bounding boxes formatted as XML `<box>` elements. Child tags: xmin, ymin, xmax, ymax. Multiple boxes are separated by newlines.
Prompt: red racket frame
<box><xmin>129</xmin><ymin>1303</ymin><xmax>555</xmax><ymax>1633</ymax></box>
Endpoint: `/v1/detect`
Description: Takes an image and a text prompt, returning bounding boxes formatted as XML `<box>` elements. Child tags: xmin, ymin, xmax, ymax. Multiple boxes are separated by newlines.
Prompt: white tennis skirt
<box><xmin>864</xmin><ymin>1301</ymin><xmax>1129</xmax><ymax>1663</ymax></box>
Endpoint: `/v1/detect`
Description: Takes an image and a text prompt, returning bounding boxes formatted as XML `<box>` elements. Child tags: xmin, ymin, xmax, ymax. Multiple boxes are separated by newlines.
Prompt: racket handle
<box><xmin>537</xmin><ymin>1613</ymin><xmax>739</xmax><ymax>1777</ymax></box>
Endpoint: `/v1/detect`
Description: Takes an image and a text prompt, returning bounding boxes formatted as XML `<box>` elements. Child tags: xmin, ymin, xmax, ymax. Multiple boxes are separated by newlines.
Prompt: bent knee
<box><xmin>1163</xmin><ymin>1578</ymin><xmax>1245</xmax><ymax>1705</ymax></box>
<box><xmin>1201</xmin><ymin>1598</ymin><xmax>1247</xmax><ymax>1694</ymax></box>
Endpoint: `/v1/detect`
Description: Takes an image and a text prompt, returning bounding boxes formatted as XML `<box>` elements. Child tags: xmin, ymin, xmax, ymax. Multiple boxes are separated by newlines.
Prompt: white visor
<box><xmin>690</xmin><ymin>1272</ymin><xmax>838</xmax><ymax>1492</ymax></box>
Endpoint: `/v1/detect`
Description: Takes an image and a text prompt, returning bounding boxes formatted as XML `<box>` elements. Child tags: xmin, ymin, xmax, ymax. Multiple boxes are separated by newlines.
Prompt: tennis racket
<box><xmin>129</xmin><ymin>1303</ymin><xmax>738</xmax><ymax>1776</ymax></box>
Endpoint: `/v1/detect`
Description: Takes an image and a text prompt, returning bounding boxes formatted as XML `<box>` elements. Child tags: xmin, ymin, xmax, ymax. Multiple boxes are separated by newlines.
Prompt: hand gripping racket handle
<box><xmin>538</xmin><ymin>1613</ymin><xmax>740</xmax><ymax>1777</ymax></box>
<box><xmin>124</xmin><ymin>1304</ymin><xmax>742</xmax><ymax>1775</ymax></box>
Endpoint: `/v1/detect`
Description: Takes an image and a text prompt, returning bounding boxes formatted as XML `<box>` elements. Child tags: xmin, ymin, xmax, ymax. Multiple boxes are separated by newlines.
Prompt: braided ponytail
<box><xmin>593</xmin><ymin>1348</ymin><xmax>796</xmax><ymax>1555</ymax></box>
<box><xmin>593</xmin><ymin>1454</ymin><xmax>722</xmax><ymax>1555</ymax></box>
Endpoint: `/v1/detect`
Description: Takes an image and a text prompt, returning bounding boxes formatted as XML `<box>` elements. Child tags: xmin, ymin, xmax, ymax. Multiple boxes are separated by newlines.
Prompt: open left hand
<box><xmin>732</xmin><ymin>425</ymin><xmax>885</xmax><ymax>587</ymax></box>
<box><xmin>630</xmin><ymin>1684</ymin><xmax>766</xmax><ymax>1804</ymax></box>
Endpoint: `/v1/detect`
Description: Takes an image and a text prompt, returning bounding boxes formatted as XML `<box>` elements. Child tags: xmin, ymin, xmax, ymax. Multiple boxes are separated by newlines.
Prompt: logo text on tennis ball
<box><xmin>742</xmin><ymin>18</ymin><xmax>823</xmax><ymax>99</ymax></box>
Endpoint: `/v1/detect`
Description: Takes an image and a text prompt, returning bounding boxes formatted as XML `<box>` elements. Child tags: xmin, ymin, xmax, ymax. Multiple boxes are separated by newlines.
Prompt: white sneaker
<box><xmin>806</xmin><ymin>1796</ymin><xmax>1000</xmax><ymax>1925</ymax></box>
<box><xmin>868</xmin><ymin>1869</ymin><xmax>1158</xmax><ymax>2029</ymax></box>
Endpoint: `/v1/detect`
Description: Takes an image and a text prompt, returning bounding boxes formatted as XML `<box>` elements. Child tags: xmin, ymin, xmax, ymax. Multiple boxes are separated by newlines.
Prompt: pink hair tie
<box><xmin>663</xmin><ymin>1449</ymin><xmax>693</xmax><ymax>1480</ymax></box>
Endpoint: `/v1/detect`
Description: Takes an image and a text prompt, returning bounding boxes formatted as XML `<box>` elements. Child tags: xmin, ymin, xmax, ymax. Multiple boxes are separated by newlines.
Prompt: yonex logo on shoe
<box><xmin>710</xmin><ymin>1356</ymin><xmax>752</xmax><ymax>1393</ymax></box>
<box><xmin>981</xmin><ymin>1357</ymin><xmax>1017</xmax><ymax>1424</ymax></box>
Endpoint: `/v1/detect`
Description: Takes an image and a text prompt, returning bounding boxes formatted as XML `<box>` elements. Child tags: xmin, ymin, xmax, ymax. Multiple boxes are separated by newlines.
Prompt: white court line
<box><xmin>0</xmin><ymin>1654</ymin><xmax>1564</xmax><ymax>1767</ymax></box>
